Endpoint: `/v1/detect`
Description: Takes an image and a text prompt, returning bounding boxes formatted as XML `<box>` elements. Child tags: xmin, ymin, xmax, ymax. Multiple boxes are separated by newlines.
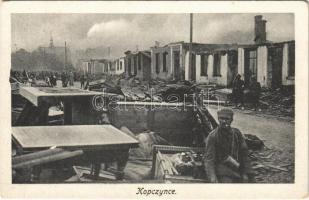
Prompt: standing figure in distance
<box><xmin>249</xmin><ymin>76</ymin><xmax>261</xmax><ymax>111</ymax></box>
<box><xmin>232</xmin><ymin>74</ymin><xmax>245</xmax><ymax>110</ymax></box>
<box><xmin>80</xmin><ymin>74</ymin><xmax>85</xmax><ymax>89</ymax></box>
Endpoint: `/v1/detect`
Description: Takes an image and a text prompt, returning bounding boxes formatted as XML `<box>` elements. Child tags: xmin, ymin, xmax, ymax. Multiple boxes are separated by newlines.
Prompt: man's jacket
<box><xmin>203</xmin><ymin>127</ymin><xmax>252</xmax><ymax>180</ymax></box>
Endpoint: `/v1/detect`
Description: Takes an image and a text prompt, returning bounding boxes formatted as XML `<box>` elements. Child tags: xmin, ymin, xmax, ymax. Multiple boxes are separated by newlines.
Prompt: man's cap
<box><xmin>217</xmin><ymin>108</ymin><xmax>234</xmax><ymax>118</ymax></box>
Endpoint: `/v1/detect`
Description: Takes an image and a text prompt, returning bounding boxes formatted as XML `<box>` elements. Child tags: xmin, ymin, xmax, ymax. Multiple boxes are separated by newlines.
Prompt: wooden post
<box><xmin>189</xmin><ymin>13</ymin><xmax>193</xmax><ymax>80</ymax></box>
<box><xmin>63</xmin><ymin>100</ymin><xmax>72</xmax><ymax>125</ymax></box>
<box><xmin>64</xmin><ymin>41</ymin><xmax>67</xmax><ymax>71</ymax></box>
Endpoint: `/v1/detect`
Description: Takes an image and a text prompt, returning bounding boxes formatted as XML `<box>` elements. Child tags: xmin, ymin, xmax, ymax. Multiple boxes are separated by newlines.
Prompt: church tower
<box><xmin>49</xmin><ymin>36</ymin><xmax>54</xmax><ymax>48</ymax></box>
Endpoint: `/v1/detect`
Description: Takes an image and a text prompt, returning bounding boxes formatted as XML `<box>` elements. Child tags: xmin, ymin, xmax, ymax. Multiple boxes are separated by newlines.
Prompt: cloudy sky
<box><xmin>12</xmin><ymin>13</ymin><xmax>294</xmax><ymax>58</ymax></box>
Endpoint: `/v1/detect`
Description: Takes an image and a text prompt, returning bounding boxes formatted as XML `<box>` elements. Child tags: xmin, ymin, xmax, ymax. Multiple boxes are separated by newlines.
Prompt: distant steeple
<box><xmin>49</xmin><ymin>35</ymin><xmax>54</xmax><ymax>48</ymax></box>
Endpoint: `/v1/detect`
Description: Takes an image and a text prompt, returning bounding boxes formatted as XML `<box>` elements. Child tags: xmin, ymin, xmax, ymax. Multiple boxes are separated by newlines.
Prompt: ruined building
<box><xmin>80</xmin><ymin>59</ymin><xmax>110</xmax><ymax>75</ymax></box>
<box><xmin>124</xmin><ymin>50</ymin><xmax>151</xmax><ymax>81</ymax></box>
<box><xmin>84</xmin><ymin>15</ymin><xmax>294</xmax><ymax>89</ymax></box>
<box><xmin>194</xmin><ymin>15</ymin><xmax>295</xmax><ymax>88</ymax></box>
<box><xmin>150</xmin><ymin>42</ymin><xmax>235</xmax><ymax>82</ymax></box>
<box><xmin>113</xmin><ymin>57</ymin><xmax>125</xmax><ymax>75</ymax></box>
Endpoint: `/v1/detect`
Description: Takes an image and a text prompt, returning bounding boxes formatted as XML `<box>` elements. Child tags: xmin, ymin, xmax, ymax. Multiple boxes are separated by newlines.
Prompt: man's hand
<box><xmin>242</xmin><ymin>174</ymin><xmax>249</xmax><ymax>183</ymax></box>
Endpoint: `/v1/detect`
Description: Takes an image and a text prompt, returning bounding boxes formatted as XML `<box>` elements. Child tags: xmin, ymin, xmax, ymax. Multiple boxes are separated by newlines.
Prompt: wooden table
<box><xmin>20</xmin><ymin>86</ymin><xmax>101</xmax><ymax>106</ymax></box>
<box><xmin>16</xmin><ymin>87</ymin><xmax>103</xmax><ymax>126</ymax></box>
<box><xmin>12</xmin><ymin>125</ymin><xmax>139</xmax><ymax>182</ymax></box>
<box><xmin>12</xmin><ymin>125</ymin><xmax>138</xmax><ymax>151</ymax></box>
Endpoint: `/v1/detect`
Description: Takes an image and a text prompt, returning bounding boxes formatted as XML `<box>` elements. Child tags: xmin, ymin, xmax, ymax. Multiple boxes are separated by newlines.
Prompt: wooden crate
<box><xmin>152</xmin><ymin>145</ymin><xmax>206</xmax><ymax>183</ymax></box>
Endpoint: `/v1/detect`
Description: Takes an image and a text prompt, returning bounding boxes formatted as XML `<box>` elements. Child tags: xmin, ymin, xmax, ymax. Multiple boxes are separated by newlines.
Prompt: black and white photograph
<box><xmin>1</xmin><ymin>1</ymin><xmax>308</xmax><ymax>198</ymax></box>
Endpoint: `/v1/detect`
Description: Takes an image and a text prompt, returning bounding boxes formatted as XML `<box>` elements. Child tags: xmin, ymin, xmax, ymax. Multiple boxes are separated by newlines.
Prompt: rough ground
<box><xmin>208</xmin><ymin>105</ymin><xmax>295</xmax><ymax>183</ymax></box>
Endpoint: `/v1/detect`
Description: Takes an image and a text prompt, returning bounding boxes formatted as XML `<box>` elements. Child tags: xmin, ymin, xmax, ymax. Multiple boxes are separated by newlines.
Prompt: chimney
<box><xmin>254</xmin><ymin>15</ymin><xmax>267</xmax><ymax>44</ymax></box>
<box><xmin>154</xmin><ymin>41</ymin><xmax>160</xmax><ymax>48</ymax></box>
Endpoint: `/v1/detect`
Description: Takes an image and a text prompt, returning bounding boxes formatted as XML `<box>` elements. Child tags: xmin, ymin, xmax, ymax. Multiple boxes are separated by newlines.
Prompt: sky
<box><xmin>11</xmin><ymin>13</ymin><xmax>294</xmax><ymax>58</ymax></box>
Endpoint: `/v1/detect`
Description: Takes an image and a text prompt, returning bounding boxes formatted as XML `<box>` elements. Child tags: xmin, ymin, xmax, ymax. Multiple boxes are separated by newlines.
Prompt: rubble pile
<box><xmin>243</xmin><ymin>134</ymin><xmax>294</xmax><ymax>183</ymax></box>
<box><xmin>259</xmin><ymin>88</ymin><xmax>295</xmax><ymax>118</ymax></box>
<box><xmin>249</xmin><ymin>147</ymin><xmax>294</xmax><ymax>183</ymax></box>
<box><xmin>98</xmin><ymin>75</ymin><xmax>201</xmax><ymax>103</ymax></box>
<box><xmin>89</xmin><ymin>80</ymin><xmax>123</xmax><ymax>95</ymax></box>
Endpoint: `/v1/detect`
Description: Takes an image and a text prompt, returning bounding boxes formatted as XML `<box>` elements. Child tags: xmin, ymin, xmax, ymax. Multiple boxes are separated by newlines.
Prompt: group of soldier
<box><xmin>60</xmin><ymin>71</ymin><xmax>75</xmax><ymax>87</ymax></box>
<box><xmin>232</xmin><ymin>74</ymin><xmax>261</xmax><ymax>111</ymax></box>
<box><xmin>45</xmin><ymin>71</ymin><xmax>81</xmax><ymax>88</ymax></box>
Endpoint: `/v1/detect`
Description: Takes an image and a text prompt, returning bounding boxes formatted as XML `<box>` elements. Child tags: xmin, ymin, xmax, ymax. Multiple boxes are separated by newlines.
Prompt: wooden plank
<box><xmin>157</xmin><ymin>151</ymin><xmax>169</xmax><ymax>176</ymax></box>
<box><xmin>13</xmin><ymin>148</ymin><xmax>64</xmax><ymax>164</ymax></box>
<box><xmin>263</xmin><ymin>163</ymin><xmax>289</xmax><ymax>172</ymax></box>
<box><xmin>164</xmin><ymin>175</ymin><xmax>205</xmax><ymax>183</ymax></box>
<box><xmin>163</xmin><ymin>154</ymin><xmax>179</xmax><ymax>175</ymax></box>
<box><xmin>13</xmin><ymin>149</ymin><xmax>83</xmax><ymax>169</ymax></box>
<box><xmin>160</xmin><ymin>154</ymin><xmax>173</xmax><ymax>175</ymax></box>
<box><xmin>12</xmin><ymin>125</ymin><xmax>139</xmax><ymax>150</ymax></box>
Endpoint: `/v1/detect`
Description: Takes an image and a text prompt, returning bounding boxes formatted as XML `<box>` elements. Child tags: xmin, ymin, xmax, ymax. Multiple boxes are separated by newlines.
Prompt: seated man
<box><xmin>203</xmin><ymin>108</ymin><xmax>253</xmax><ymax>183</ymax></box>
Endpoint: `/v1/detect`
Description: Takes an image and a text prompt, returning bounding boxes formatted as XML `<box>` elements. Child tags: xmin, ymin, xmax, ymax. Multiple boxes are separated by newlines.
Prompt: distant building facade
<box><xmin>195</xmin><ymin>45</ymin><xmax>239</xmax><ymax>87</ymax></box>
<box><xmin>150</xmin><ymin>42</ymin><xmax>185</xmax><ymax>81</ymax></box>
<box><xmin>81</xmin><ymin>59</ymin><xmax>111</xmax><ymax>75</ymax></box>
<box><xmin>124</xmin><ymin>50</ymin><xmax>151</xmax><ymax>81</ymax></box>
<box><xmin>78</xmin><ymin>15</ymin><xmax>294</xmax><ymax>89</ymax></box>
<box><xmin>237</xmin><ymin>41</ymin><xmax>295</xmax><ymax>88</ymax></box>
<box><xmin>194</xmin><ymin>15</ymin><xmax>295</xmax><ymax>88</ymax></box>
<box><xmin>113</xmin><ymin>57</ymin><xmax>125</xmax><ymax>75</ymax></box>
<box><xmin>150</xmin><ymin>42</ymin><xmax>236</xmax><ymax>82</ymax></box>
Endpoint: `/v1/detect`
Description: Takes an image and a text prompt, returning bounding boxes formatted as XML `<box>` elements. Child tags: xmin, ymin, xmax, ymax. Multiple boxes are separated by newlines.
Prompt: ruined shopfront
<box><xmin>237</xmin><ymin>40</ymin><xmax>295</xmax><ymax>88</ymax></box>
<box><xmin>194</xmin><ymin>41</ymin><xmax>295</xmax><ymax>89</ymax></box>
<box><xmin>151</xmin><ymin>42</ymin><xmax>238</xmax><ymax>83</ymax></box>
<box><xmin>195</xmin><ymin>45</ymin><xmax>239</xmax><ymax>87</ymax></box>
<box><xmin>81</xmin><ymin>59</ymin><xmax>111</xmax><ymax>75</ymax></box>
<box><xmin>124</xmin><ymin>50</ymin><xmax>151</xmax><ymax>81</ymax></box>
<box><xmin>195</xmin><ymin>15</ymin><xmax>295</xmax><ymax>88</ymax></box>
<box><xmin>113</xmin><ymin>57</ymin><xmax>125</xmax><ymax>75</ymax></box>
<box><xmin>151</xmin><ymin>42</ymin><xmax>186</xmax><ymax>81</ymax></box>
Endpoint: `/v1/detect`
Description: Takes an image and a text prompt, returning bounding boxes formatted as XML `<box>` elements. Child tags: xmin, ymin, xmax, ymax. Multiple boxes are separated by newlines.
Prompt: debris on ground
<box><xmin>92</xmin><ymin>75</ymin><xmax>202</xmax><ymax>103</ymax></box>
<box><xmin>95</xmin><ymin>74</ymin><xmax>294</xmax><ymax>121</ymax></box>
<box><xmin>244</xmin><ymin>134</ymin><xmax>264</xmax><ymax>150</ymax></box>
<box><xmin>89</xmin><ymin>79</ymin><xmax>124</xmax><ymax>95</ymax></box>
<box><xmin>248</xmin><ymin>145</ymin><xmax>294</xmax><ymax>183</ymax></box>
<box><xmin>258</xmin><ymin>87</ymin><xmax>294</xmax><ymax>118</ymax></box>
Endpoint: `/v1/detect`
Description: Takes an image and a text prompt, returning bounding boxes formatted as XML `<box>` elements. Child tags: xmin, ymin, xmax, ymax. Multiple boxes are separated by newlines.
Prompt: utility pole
<box><xmin>107</xmin><ymin>46</ymin><xmax>111</xmax><ymax>58</ymax></box>
<box><xmin>188</xmin><ymin>13</ymin><xmax>193</xmax><ymax>80</ymax></box>
<box><xmin>43</xmin><ymin>48</ymin><xmax>46</xmax><ymax>71</ymax></box>
<box><xmin>64</xmin><ymin>41</ymin><xmax>67</xmax><ymax>71</ymax></box>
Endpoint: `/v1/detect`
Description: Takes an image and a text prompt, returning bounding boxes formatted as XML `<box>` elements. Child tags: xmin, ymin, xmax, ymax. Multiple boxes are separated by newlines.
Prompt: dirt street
<box><xmin>207</xmin><ymin>105</ymin><xmax>295</xmax><ymax>183</ymax></box>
